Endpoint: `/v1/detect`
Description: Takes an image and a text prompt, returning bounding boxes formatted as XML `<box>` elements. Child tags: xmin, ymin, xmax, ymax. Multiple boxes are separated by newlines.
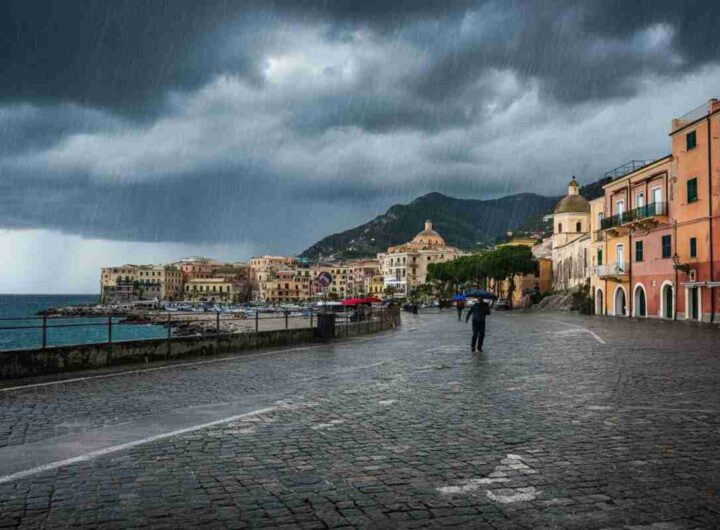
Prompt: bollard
<box><xmin>42</xmin><ymin>315</ymin><xmax>47</xmax><ymax>350</ymax></box>
<box><xmin>316</xmin><ymin>312</ymin><xmax>336</xmax><ymax>341</ymax></box>
<box><xmin>167</xmin><ymin>313</ymin><xmax>172</xmax><ymax>359</ymax></box>
<box><xmin>285</xmin><ymin>311</ymin><xmax>289</xmax><ymax>330</ymax></box>
<box><xmin>255</xmin><ymin>310</ymin><xmax>259</xmax><ymax>333</ymax></box>
<box><xmin>216</xmin><ymin>311</ymin><xmax>221</xmax><ymax>349</ymax></box>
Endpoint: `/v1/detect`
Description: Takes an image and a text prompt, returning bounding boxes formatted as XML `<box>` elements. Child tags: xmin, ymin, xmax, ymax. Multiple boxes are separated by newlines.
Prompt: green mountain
<box><xmin>300</xmin><ymin>192</ymin><xmax>560</xmax><ymax>259</ymax></box>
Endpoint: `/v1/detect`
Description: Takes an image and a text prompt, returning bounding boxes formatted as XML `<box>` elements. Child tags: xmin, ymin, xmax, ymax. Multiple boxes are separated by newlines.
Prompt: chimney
<box><xmin>425</xmin><ymin>220</ymin><xmax>433</xmax><ymax>231</ymax></box>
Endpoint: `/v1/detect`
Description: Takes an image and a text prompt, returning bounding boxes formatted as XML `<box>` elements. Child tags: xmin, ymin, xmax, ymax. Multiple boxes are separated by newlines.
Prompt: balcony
<box><xmin>596</xmin><ymin>263</ymin><xmax>628</xmax><ymax>279</ymax></box>
<box><xmin>601</xmin><ymin>202</ymin><xmax>668</xmax><ymax>233</ymax></box>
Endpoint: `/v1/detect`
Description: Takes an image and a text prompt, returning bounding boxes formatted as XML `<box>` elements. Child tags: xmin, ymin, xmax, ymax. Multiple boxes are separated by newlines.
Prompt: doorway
<box><xmin>634</xmin><ymin>286</ymin><xmax>646</xmax><ymax>317</ymax></box>
<box><xmin>614</xmin><ymin>287</ymin><xmax>626</xmax><ymax>316</ymax></box>
<box><xmin>595</xmin><ymin>289</ymin><xmax>604</xmax><ymax>315</ymax></box>
<box><xmin>689</xmin><ymin>287</ymin><xmax>700</xmax><ymax>321</ymax></box>
<box><xmin>662</xmin><ymin>284</ymin><xmax>673</xmax><ymax>319</ymax></box>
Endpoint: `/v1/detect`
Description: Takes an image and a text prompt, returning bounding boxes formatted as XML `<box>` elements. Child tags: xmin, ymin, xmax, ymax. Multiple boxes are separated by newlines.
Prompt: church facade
<box><xmin>551</xmin><ymin>178</ymin><xmax>592</xmax><ymax>291</ymax></box>
<box><xmin>377</xmin><ymin>221</ymin><xmax>462</xmax><ymax>298</ymax></box>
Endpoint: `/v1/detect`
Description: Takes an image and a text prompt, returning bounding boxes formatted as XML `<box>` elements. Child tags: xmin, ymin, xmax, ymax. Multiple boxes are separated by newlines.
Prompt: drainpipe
<box><xmin>673</xmin><ymin>221</ymin><xmax>678</xmax><ymax>321</ymax></box>
<box><xmin>628</xmin><ymin>230</ymin><xmax>633</xmax><ymax>318</ymax></box>
<box><xmin>707</xmin><ymin>115</ymin><xmax>715</xmax><ymax>323</ymax></box>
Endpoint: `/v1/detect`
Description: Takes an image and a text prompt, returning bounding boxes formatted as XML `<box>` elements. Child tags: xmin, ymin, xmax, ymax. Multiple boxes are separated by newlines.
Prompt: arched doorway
<box><xmin>633</xmin><ymin>285</ymin><xmax>646</xmax><ymax>317</ymax></box>
<box><xmin>661</xmin><ymin>283</ymin><xmax>674</xmax><ymax>319</ymax></box>
<box><xmin>595</xmin><ymin>288</ymin><xmax>604</xmax><ymax>315</ymax></box>
<box><xmin>614</xmin><ymin>286</ymin><xmax>626</xmax><ymax>316</ymax></box>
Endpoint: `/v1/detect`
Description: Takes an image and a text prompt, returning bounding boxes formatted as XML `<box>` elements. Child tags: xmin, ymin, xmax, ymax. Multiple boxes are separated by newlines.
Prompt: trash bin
<box><xmin>316</xmin><ymin>312</ymin><xmax>336</xmax><ymax>341</ymax></box>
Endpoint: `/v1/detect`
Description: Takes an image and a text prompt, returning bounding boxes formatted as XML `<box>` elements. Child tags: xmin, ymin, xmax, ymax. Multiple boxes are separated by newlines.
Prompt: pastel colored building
<box><xmin>592</xmin><ymin>98</ymin><xmax>720</xmax><ymax>322</ymax></box>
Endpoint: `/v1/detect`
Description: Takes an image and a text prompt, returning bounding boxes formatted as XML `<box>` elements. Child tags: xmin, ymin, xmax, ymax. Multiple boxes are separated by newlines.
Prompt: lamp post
<box><xmin>672</xmin><ymin>253</ymin><xmax>691</xmax><ymax>274</ymax></box>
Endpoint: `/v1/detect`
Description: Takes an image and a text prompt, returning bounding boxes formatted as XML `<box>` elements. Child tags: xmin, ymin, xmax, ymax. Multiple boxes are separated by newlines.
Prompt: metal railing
<box><xmin>601</xmin><ymin>202</ymin><xmax>667</xmax><ymax>230</ymax></box>
<box><xmin>603</xmin><ymin>160</ymin><xmax>657</xmax><ymax>181</ymax></box>
<box><xmin>0</xmin><ymin>306</ymin><xmax>396</xmax><ymax>353</ymax></box>
<box><xmin>595</xmin><ymin>263</ymin><xmax>628</xmax><ymax>277</ymax></box>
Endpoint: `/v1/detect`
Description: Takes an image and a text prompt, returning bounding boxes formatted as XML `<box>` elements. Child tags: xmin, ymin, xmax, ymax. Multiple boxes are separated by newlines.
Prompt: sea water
<box><xmin>0</xmin><ymin>294</ymin><xmax>167</xmax><ymax>351</ymax></box>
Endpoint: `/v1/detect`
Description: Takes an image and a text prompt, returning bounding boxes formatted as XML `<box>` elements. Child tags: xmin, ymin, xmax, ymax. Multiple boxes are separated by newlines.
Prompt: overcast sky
<box><xmin>1</xmin><ymin>0</ymin><xmax>719</xmax><ymax>293</ymax></box>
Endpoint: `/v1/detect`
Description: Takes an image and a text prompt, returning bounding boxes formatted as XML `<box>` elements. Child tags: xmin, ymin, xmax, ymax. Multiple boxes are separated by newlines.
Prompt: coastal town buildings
<box><xmin>259</xmin><ymin>268</ymin><xmax>314</xmax><ymax>303</ymax></box>
<box><xmin>377</xmin><ymin>221</ymin><xmax>462</xmax><ymax>298</ymax></box>
<box><xmin>184</xmin><ymin>278</ymin><xmax>242</xmax><ymax>303</ymax></box>
<box><xmin>100</xmin><ymin>265</ymin><xmax>183</xmax><ymax>303</ymax></box>
<box><xmin>249</xmin><ymin>256</ymin><xmax>299</xmax><ymax>300</ymax></box>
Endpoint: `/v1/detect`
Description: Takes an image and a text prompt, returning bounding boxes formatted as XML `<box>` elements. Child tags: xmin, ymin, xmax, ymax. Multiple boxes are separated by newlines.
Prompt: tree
<box><xmin>481</xmin><ymin>245</ymin><xmax>538</xmax><ymax>303</ymax></box>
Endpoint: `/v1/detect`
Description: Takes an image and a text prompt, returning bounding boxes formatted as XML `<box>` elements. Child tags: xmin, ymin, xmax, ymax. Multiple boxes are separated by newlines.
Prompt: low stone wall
<box><xmin>0</xmin><ymin>307</ymin><xmax>401</xmax><ymax>380</ymax></box>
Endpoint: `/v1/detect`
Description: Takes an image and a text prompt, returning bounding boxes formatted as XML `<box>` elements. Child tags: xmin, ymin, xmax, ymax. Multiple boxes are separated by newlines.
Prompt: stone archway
<box><xmin>595</xmin><ymin>288</ymin><xmax>604</xmax><ymax>315</ymax></box>
<box><xmin>633</xmin><ymin>284</ymin><xmax>646</xmax><ymax>317</ymax></box>
<box><xmin>661</xmin><ymin>282</ymin><xmax>674</xmax><ymax>319</ymax></box>
<box><xmin>614</xmin><ymin>286</ymin><xmax>626</xmax><ymax>316</ymax></box>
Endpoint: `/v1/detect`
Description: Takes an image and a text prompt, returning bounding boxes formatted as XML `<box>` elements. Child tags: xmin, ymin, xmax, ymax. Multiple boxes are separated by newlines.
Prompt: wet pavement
<box><xmin>0</xmin><ymin>310</ymin><xmax>719</xmax><ymax>528</ymax></box>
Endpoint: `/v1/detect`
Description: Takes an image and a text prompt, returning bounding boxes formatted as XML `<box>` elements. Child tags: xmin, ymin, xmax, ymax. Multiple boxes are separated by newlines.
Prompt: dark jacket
<box><xmin>466</xmin><ymin>301</ymin><xmax>490</xmax><ymax>322</ymax></box>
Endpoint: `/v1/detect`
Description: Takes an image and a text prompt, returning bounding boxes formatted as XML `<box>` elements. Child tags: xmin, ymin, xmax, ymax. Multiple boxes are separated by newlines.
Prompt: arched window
<box><xmin>576</xmin><ymin>222</ymin><xmax>582</xmax><ymax>232</ymax></box>
<box><xmin>558</xmin><ymin>223</ymin><xmax>563</xmax><ymax>233</ymax></box>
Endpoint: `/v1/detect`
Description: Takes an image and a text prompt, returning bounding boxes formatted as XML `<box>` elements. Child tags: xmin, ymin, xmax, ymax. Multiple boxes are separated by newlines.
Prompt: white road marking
<box><xmin>486</xmin><ymin>487</ymin><xmax>539</xmax><ymax>504</ymax></box>
<box><xmin>437</xmin><ymin>454</ymin><xmax>539</xmax><ymax>500</ymax></box>
<box><xmin>541</xmin><ymin>318</ymin><xmax>606</xmax><ymax>344</ymax></box>
<box><xmin>0</xmin><ymin>405</ymin><xmax>283</xmax><ymax>485</ymax></box>
<box><xmin>311</xmin><ymin>419</ymin><xmax>345</xmax><ymax>430</ymax></box>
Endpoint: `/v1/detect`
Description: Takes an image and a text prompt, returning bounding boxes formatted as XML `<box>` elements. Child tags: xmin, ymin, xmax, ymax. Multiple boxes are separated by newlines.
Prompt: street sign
<box><xmin>316</xmin><ymin>271</ymin><xmax>333</xmax><ymax>287</ymax></box>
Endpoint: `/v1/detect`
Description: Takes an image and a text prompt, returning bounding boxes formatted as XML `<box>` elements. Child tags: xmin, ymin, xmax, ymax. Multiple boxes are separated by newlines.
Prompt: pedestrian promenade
<box><xmin>0</xmin><ymin>311</ymin><xmax>719</xmax><ymax>528</ymax></box>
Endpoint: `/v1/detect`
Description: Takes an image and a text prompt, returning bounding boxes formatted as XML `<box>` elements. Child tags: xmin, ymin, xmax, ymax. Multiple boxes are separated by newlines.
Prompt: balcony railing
<box><xmin>601</xmin><ymin>202</ymin><xmax>667</xmax><ymax>230</ymax></box>
<box><xmin>596</xmin><ymin>263</ymin><xmax>628</xmax><ymax>277</ymax></box>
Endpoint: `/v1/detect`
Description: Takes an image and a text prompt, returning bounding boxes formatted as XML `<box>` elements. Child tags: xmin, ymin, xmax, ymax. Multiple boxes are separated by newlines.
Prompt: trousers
<box><xmin>471</xmin><ymin>320</ymin><xmax>486</xmax><ymax>351</ymax></box>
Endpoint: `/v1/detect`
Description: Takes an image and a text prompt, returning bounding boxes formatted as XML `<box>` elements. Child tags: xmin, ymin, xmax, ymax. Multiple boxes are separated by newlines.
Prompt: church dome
<box><xmin>554</xmin><ymin>177</ymin><xmax>590</xmax><ymax>214</ymax></box>
<box><xmin>554</xmin><ymin>195</ymin><xmax>590</xmax><ymax>214</ymax></box>
<box><xmin>410</xmin><ymin>220</ymin><xmax>446</xmax><ymax>247</ymax></box>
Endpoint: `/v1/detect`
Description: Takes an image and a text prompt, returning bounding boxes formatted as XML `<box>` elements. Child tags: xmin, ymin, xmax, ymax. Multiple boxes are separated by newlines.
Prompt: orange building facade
<box><xmin>594</xmin><ymin>99</ymin><xmax>720</xmax><ymax>322</ymax></box>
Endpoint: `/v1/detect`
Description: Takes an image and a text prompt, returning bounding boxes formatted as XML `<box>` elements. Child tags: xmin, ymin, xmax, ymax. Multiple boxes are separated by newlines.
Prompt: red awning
<box><xmin>341</xmin><ymin>298</ymin><xmax>364</xmax><ymax>306</ymax></box>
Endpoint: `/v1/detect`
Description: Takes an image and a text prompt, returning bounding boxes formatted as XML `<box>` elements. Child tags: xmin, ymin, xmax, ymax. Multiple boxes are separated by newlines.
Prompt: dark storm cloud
<box><xmin>1</xmin><ymin>0</ymin><xmax>720</xmax><ymax>250</ymax></box>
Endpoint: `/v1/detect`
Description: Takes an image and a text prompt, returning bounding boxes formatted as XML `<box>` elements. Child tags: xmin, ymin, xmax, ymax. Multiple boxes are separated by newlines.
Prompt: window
<box><xmin>576</xmin><ymin>222</ymin><xmax>582</xmax><ymax>232</ymax></box>
<box><xmin>687</xmin><ymin>178</ymin><xmax>698</xmax><ymax>203</ymax></box>
<box><xmin>635</xmin><ymin>241</ymin><xmax>644</xmax><ymax>262</ymax></box>
<box><xmin>617</xmin><ymin>244</ymin><xmax>625</xmax><ymax>269</ymax></box>
<box><xmin>616</xmin><ymin>200</ymin><xmax>625</xmax><ymax>215</ymax></box>
<box><xmin>690</xmin><ymin>237</ymin><xmax>697</xmax><ymax>258</ymax></box>
<box><xmin>558</xmin><ymin>223</ymin><xmax>563</xmax><ymax>233</ymax></box>
<box><xmin>687</xmin><ymin>130</ymin><xmax>697</xmax><ymax>150</ymax></box>
<box><xmin>662</xmin><ymin>235</ymin><xmax>672</xmax><ymax>258</ymax></box>
<box><xmin>636</xmin><ymin>193</ymin><xmax>645</xmax><ymax>208</ymax></box>
<box><xmin>597</xmin><ymin>249</ymin><xmax>603</xmax><ymax>266</ymax></box>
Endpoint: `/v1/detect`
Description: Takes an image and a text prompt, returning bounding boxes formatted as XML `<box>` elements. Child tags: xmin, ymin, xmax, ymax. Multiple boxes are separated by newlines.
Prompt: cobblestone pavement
<box><xmin>1</xmin><ymin>311</ymin><xmax>720</xmax><ymax>528</ymax></box>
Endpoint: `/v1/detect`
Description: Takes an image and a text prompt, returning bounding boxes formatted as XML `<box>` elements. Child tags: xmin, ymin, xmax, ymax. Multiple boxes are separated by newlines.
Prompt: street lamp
<box><xmin>672</xmin><ymin>253</ymin><xmax>691</xmax><ymax>273</ymax></box>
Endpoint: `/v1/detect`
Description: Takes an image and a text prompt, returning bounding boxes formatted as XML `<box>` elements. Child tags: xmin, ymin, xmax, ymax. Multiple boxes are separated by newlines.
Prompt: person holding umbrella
<box><xmin>454</xmin><ymin>293</ymin><xmax>466</xmax><ymax>320</ymax></box>
<box><xmin>464</xmin><ymin>290</ymin><xmax>497</xmax><ymax>353</ymax></box>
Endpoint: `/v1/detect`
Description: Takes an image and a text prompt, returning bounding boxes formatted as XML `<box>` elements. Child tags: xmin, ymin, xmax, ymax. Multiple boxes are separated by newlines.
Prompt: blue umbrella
<box><xmin>465</xmin><ymin>289</ymin><xmax>498</xmax><ymax>300</ymax></box>
<box><xmin>453</xmin><ymin>293</ymin><xmax>467</xmax><ymax>301</ymax></box>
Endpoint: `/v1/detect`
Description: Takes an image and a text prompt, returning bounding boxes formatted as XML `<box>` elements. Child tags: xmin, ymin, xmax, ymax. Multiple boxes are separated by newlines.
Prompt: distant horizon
<box><xmin>0</xmin><ymin>293</ymin><xmax>99</xmax><ymax>297</ymax></box>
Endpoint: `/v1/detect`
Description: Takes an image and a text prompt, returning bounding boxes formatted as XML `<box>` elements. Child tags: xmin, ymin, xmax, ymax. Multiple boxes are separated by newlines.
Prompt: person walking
<box><xmin>465</xmin><ymin>299</ymin><xmax>491</xmax><ymax>352</ymax></box>
<box><xmin>455</xmin><ymin>299</ymin><xmax>465</xmax><ymax>320</ymax></box>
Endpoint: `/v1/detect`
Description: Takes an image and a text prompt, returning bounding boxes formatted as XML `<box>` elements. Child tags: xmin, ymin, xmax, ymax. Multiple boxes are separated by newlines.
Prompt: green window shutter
<box><xmin>597</xmin><ymin>249</ymin><xmax>603</xmax><ymax>266</ymax></box>
<box><xmin>687</xmin><ymin>130</ymin><xmax>697</xmax><ymax>150</ymax></box>
<box><xmin>662</xmin><ymin>235</ymin><xmax>672</xmax><ymax>258</ymax></box>
<box><xmin>635</xmin><ymin>241</ymin><xmax>644</xmax><ymax>262</ymax></box>
<box><xmin>687</xmin><ymin>178</ymin><xmax>698</xmax><ymax>203</ymax></box>
<box><xmin>690</xmin><ymin>237</ymin><xmax>697</xmax><ymax>258</ymax></box>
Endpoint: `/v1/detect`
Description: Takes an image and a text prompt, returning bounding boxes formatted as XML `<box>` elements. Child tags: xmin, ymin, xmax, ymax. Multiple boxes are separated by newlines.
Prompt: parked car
<box><xmin>494</xmin><ymin>298</ymin><xmax>511</xmax><ymax>311</ymax></box>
